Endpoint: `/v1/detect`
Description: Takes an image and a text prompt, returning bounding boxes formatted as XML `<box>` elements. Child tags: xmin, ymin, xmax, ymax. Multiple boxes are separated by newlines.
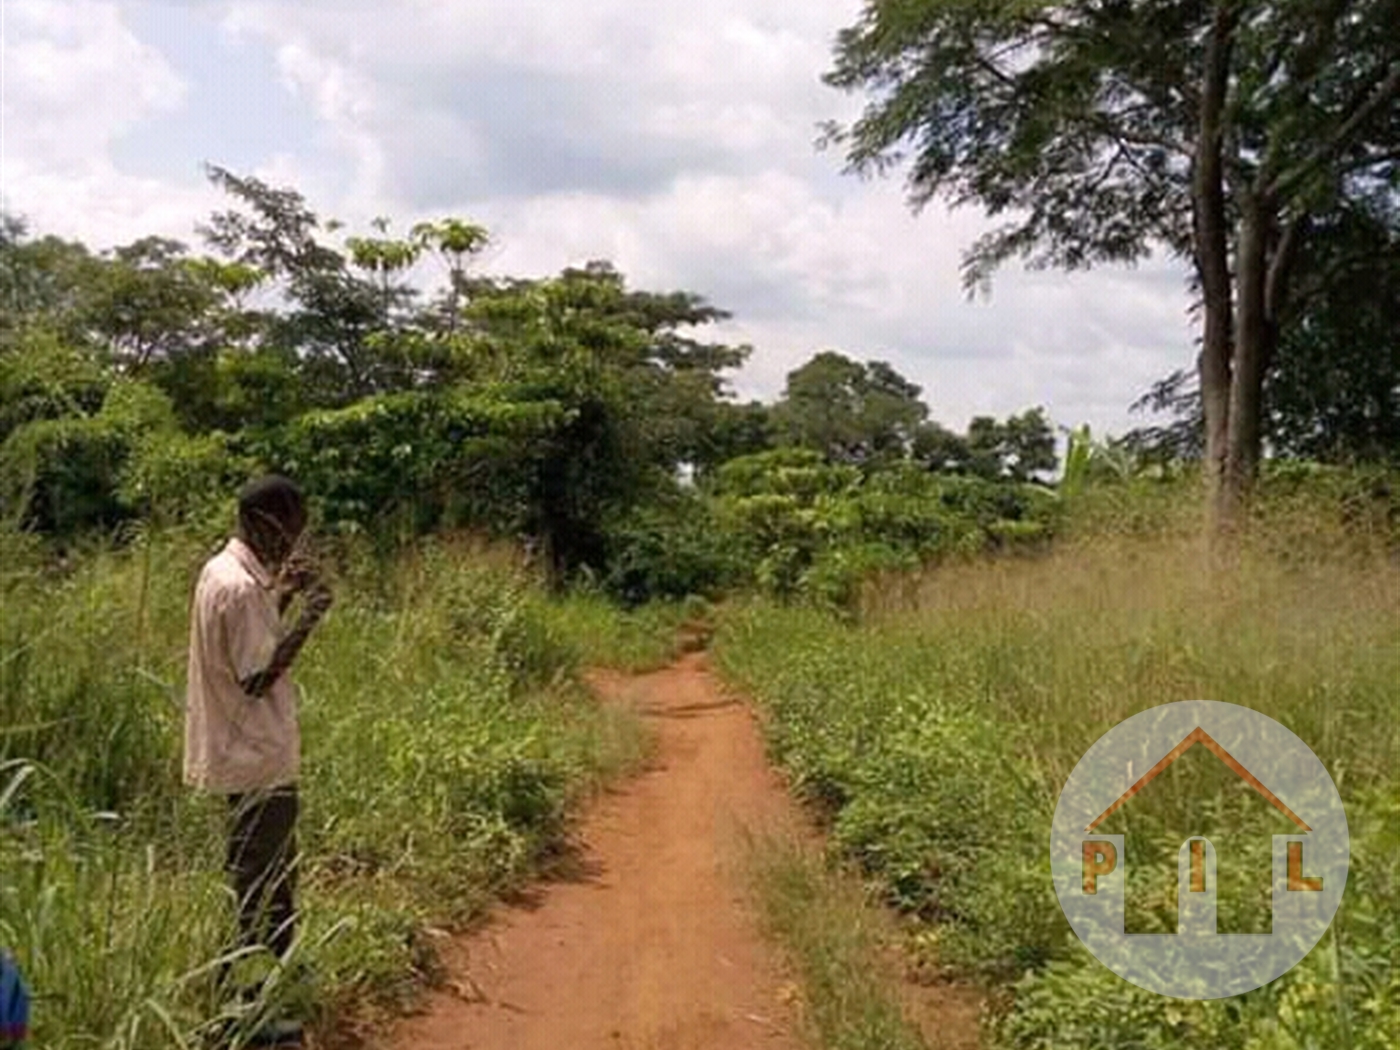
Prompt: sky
<box><xmin>0</xmin><ymin>0</ymin><xmax>1198</xmax><ymax>437</ymax></box>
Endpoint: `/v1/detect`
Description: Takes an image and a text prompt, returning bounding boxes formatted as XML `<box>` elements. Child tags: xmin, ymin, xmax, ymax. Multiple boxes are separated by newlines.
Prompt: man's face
<box><xmin>249</xmin><ymin>505</ymin><xmax>306</xmax><ymax>569</ymax></box>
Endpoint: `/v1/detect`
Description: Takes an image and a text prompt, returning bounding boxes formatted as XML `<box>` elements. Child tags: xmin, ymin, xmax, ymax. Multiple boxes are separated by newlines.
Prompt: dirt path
<box><xmin>385</xmin><ymin>650</ymin><xmax>807</xmax><ymax>1050</ymax></box>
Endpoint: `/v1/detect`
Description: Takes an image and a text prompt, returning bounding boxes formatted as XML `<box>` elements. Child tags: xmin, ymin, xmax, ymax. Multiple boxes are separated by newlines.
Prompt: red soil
<box><xmin>379</xmin><ymin>649</ymin><xmax>982</xmax><ymax>1050</ymax></box>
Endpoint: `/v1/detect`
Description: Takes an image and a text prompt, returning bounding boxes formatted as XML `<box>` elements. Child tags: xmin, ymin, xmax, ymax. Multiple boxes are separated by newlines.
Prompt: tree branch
<box><xmin>1265</xmin><ymin>213</ymin><xmax>1307</xmax><ymax>330</ymax></box>
<box><xmin>1335</xmin><ymin>144</ymin><xmax>1400</xmax><ymax>176</ymax></box>
<box><xmin>1272</xmin><ymin>60</ymin><xmax>1400</xmax><ymax>200</ymax></box>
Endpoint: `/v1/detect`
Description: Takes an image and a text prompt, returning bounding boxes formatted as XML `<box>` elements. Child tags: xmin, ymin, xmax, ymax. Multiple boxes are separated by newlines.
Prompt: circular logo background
<box><xmin>1051</xmin><ymin>701</ymin><xmax>1349</xmax><ymax>999</ymax></box>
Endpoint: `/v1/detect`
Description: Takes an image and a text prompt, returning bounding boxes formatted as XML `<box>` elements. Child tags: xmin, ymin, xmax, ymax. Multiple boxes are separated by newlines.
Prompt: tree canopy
<box><xmin>824</xmin><ymin>0</ymin><xmax>1400</xmax><ymax>528</ymax></box>
<box><xmin>0</xmin><ymin>168</ymin><xmax>1067</xmax><ymax>599</ymax></box>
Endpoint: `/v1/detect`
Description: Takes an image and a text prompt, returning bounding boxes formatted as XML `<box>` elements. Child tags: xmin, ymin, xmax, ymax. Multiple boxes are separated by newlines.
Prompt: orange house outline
<box><xmin>1084</xmin><ymin>726</ymin><xmax>1311</xmax><ymax>835</ymax></box>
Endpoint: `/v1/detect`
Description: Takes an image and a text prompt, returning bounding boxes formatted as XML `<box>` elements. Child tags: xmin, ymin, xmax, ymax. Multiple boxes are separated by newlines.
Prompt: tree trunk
<box><xmin>1217</xmin><ymin>195</ymin><xmax>1275</xmax><ymax>532</ymax></box>
<box><xmin>1194</xmin><ymin>2</ymin><xmax>1237</xmax><ymax>535</ymax></box>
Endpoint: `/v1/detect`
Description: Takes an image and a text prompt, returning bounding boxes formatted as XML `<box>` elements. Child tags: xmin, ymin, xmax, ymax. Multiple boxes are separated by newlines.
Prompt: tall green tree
<box><xmin>452</xmin><ymin>262</ymin><xmax>750</xmax><ymax>577</ymax></box>
<box><xmin>773</xmin><ymin>351</ymin><xmax>928</xmax><ymax>463</ymax></box>
<box><xmin>0</xmin><ymin>218</ymin><xmax>107</xmax><ymax>351</ymax></box>
<box><xmin>1128</xmin><ymin>201</ymin><xmax>1400</xmax><ymax>465</ymax></box>
<box><xmin>966</xmin><ymin>408</ymin><xmax>1058</xmax><ymax>482</ymax></box>
<box><xmin>266</xmin><ymin>255</ymin><xmax>752</xmax><ymax>580</ymax></box>
<box><xmin>201</xmin><ymin>166</ymin><xmax>415</xmax><ymax>403</ymax></box>
<box><xmin>824</xmin><ymin>0</ymin><xmax>1400</xmax><ymax>531</ymax></box>
<box><xmin>1266</xmin><ymin>202</ymin><xmax>1400</xmax><ymax>462</ymax></box>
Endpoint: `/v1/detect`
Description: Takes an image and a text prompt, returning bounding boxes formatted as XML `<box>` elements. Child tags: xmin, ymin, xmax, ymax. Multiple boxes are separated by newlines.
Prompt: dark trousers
<box><xmin>225</xmin><ymin>785</ymin><xmax>299</xmax><ymax>965</ymax></box>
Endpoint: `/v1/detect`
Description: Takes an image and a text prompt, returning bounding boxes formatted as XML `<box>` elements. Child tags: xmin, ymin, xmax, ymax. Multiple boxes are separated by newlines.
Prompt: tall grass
<box><xmin>748</xmin><ymin>835</ymin><xmax>931</xmax><ymax>1050</ymax></box>
<box><xmin>715</xmin><ymin>530</ymin><xmax>1400</xmax><ymax>1048</ymax></box>
<box><xmin>1</xmin><ymin>528</ymin><xmax>656</xmax><ymax>1047</ymax></box>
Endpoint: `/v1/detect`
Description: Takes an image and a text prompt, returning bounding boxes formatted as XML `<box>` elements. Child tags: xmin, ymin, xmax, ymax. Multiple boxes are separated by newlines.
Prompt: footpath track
<box><xmin>385</xmin><ymin>650</ymin><xmax>806</xmax><ymax>1050</ymax></box>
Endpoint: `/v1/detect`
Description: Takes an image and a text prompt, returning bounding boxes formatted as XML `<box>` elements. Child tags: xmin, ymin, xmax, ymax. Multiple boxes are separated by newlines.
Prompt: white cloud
<box><xmin>222</xmin><ymin>0</ymin><xmax>857</xmax><ymax>202</ymax></box>
<box><xmin>0</xmin><ymin>0</ymin><xmax>1197</xmax><ymax>437</ymax></box>
<box><xmin>1</xmin><ymin>0</ymin><xmax>215</xmax><ymax>243</ymax></box>
<box><xmin>449</xmin><ymin>168</ymin><xmax>1195</xmax><ymax>433</ymax></box>
<box><xmin>268</xmin><ymin>38</ymin><xmax>386</xmax><ymax>206</ymax></box>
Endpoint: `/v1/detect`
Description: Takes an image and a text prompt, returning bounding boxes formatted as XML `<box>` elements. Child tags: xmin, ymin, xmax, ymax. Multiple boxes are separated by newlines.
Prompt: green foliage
<box><xmin>750</xmin><ymin>840</ymin><xmax>932</xmax><ymax>1050</ymax></box>
<box><xmin>717</xmin><ymin>522</ymin><xmax>1400</xmax><ymax>1049</ymax></box>
<box><xmin>706</xmin><ymin>449</ymin><xmax>1058</xmax><ymax>606</ymax></box>
<box><xmin>772</xmin><ymin>351</ymin><xmax>927</xmax><ymax>464</ymax></box>
<box><xmin>151</xmin><ymin>346</ymin><xmax>307</xmax><ymax>436</ymax></box>
<box><xmin>86</xmin><ymin>237</ymin><xmax>227</xmax><ymax>370</ymax></box>
<box><xmin>823</xmin><ymin>0</ymin><xmax>1400</xmax><ymax>519</ymax></box>
<box><xmin>528</xmin><ymin>590</ymin><xmax>691</xmax><ymax>673</ymax></box>
<box><xmin>1133</xmin><ymin>199</ymin><xmax>1400</xmax><ymax>467</ymax></box>
<box><xmin>0</xmin><ymin>329</ymin><xmax>110</xmax><ymax>443</ymax></box>
<box><xmin>119</xmin><ymin>430</ymin><xmax>256</xmax><ymax>528</ymax></box>
<box><xmin>965</xmin><ymin>409</ymin><xmax>1058</xmax><ymax>482</ymax></box>
<box><xmin>0</xmin><ymin>221</ymin><xmax>108</xmax><ymax>349</ymax></box>
<box><xmin>1267</xmin><ymin>205</ymin><xmax>1400</xmax><ymax>464</ymax></box>
<box><xmin>600</xmin><ymin>493</ymin><xmax>740</xmax><ymax>605</ymax></box>
<box><xmin>3</xmin><ymin>181</ymin><xmax>1059</xmax><ymax>600</ymax></box>
<box><xmin>0</xmin><ymin>376</ymin><xmax>251</xmax><ymax>533</ymax></box>
<box><xmin>823</xmin><ymin>0</ymin><xmax>1400</xmax><ymax>288</ymax></box>
<box><xmin>0</xmin><ymin>377</ymin><xmax>173</xmax><ymax>534</ymax></box>
<box><xmin>271</xmin><ymin>387</ymin><xmax>569</xmax><ymax>538</ymax></box>
<box><xmin>716</xmin><ymin>604</ymin><xmax>1062</xmax><ymax>973</ymax></box>
<box><xmin>0</xmin><ymin>533</ymin><xmax>649</xmax><ymax>1046</ymax></box>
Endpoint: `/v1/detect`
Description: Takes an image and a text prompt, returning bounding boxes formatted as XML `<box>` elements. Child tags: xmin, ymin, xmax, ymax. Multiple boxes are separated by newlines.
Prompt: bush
<box><xmin>716</xmin><ymin>527</ymin><xmax>1400</xmax><ymax>1047</ymax></box>
<box><xmin>600</xmin><ymin>495</ymin><xmax>740</xmax><ymax>605</ymax></box>
<box><xmin>0</xmin><ymin>378</ymin><xmax>215</xmax><ymax>537</ymax></box>
<box><xmin>0</xmin><ymin>533</ymin><xmax>648</xmax><ymax>1046</ymax></box>
<box><xmin>706</xmin><ymin>454</ymin><xmax>1062</xmax><ymax>607</ymax></box>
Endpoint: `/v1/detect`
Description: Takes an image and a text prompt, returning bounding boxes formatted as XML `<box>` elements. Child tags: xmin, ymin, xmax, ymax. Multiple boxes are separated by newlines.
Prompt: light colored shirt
<box><xmin>184</xmin><ymin>536</ymin><xmax>300</xmax><ymax>793</ymax></box>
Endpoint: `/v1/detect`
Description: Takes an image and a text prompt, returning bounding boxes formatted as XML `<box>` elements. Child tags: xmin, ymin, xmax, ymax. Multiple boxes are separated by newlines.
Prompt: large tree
<box><xmin>1266</xmin><ymin>201</ymin><xmax>1400</xmax><ymax>462</ymax></box>
<box><xmin>824</xmin><ymin>0</ymin><xmax>1400</xmax><ymax>530</ymax></box>
<box><xmin>1129</xmin><ymin>201</ymin><xmax>1400</xmax><ymax>465</ymax></box>
<box><xmin>773</xmin><ymin>351</ymin><xmax>929</xmax><ymax>463</ymax></box>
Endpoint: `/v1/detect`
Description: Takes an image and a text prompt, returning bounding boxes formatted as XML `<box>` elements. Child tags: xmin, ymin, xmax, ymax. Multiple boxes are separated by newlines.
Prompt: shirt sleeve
<box><xmin>218</xmin><ymin>582</ymin><xmax>282</xmax><ymax>685</ymax></box>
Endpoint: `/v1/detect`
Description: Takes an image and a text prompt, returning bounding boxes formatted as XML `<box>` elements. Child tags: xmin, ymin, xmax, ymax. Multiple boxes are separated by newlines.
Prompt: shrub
<box><xmin>601</xmin><ymin>495</ymin><xmax>741</xmax><ymax>604</ymax></box>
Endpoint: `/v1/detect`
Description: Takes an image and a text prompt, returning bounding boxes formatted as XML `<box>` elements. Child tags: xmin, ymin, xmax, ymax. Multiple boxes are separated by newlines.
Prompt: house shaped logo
<box><xmin>1051</xmin><ymin>702</ymin><xmax>1349</xmax><ymax>999</ymax></box>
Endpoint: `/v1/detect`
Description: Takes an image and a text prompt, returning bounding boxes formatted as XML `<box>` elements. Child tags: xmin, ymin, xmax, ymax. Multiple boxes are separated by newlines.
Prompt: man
<box><xmin>185</xmin><ymin>475</ymin><xmax>332</xmax><ymax>1046</ymax></box>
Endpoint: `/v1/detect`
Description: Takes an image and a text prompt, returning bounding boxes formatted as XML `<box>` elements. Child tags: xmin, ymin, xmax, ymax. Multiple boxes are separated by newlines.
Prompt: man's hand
<box><xmin>277</xmin><ymin>548</ymin><xmax>321</xmax><ymax>593</ymax></box>
<box><xmin>239</xmin><ymin>668</ymin><xmax>281</xmax><ymax>699</ymax></box>
<box><xmin>241</xmin><ymin>582</ymin><xmax>332</xmax><ymax>700</ymax></box>
<box><xmin>300</xmin><ymin>579</ymin><xmax>334</xmax><ymax>623</ymax></box>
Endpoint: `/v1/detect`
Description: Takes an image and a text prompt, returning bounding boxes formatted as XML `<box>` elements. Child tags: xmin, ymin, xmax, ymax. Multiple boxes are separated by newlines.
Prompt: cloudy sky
<box><xmin>1</xmin><ymin>0</ymin><xmax>1198</xmax><ymax>437</ymax></box>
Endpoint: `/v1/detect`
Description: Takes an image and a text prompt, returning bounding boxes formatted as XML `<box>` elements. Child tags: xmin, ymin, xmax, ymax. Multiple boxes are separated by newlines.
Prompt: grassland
<box><xmin>0</xmin><ymin>527</ymin><xmax>680</xmax><ymax>1048</ymax></box>
<box><xmin>6</xmin><ymin>470</ymin><xmax>1400</xmax><ymax>1050</ymax></box>
<box><xmin>715</xmin><ymin>529</ymin><xmax>1400</xmax><ymax>1049</ymax></box>
<box><xmin>747</xmin><ymin>834</ymin><xmax>938</xmax><ymax>1050</ymax></box>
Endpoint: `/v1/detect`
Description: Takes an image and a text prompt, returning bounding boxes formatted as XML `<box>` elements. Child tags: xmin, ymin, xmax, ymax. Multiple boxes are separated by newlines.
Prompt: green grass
<box><xmin>715</xmin><ymin>532</ymin><xmax>1400</xmax><ymax>1049</ymax></box>
<box><xmin>747</xmin><ymin>834</ymin><xmax>932</xmax><ymax>1050</ymax></box>
<box><xmin>530</xmin><ymin>589</ymin><xmax>703</xmax><ymax>673</ymax></box>
<box><xmin>0</xmin><ymin>529</ymin><xmax>659</xmax><ymax>1048</ymax></box>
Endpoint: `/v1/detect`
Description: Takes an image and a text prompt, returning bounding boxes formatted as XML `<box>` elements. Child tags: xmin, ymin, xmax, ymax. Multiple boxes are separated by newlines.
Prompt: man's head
<box><xmin>237</xmin><ymin>475</ymin><xmax>306</xmax><ymax>570</ymax></box>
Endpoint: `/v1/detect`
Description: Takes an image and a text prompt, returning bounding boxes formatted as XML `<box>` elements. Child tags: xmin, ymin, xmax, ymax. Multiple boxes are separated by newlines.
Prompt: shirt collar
<box><xmin>226</xmin><ymin>536</ymin><xmax>275</xmax><ymax>589</ymax></box>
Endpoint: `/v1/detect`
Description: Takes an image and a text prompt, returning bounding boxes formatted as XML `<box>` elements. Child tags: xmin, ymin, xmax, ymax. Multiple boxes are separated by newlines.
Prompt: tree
<box><xmin>201</xmin><ymin>166</ymin><xmax>411</xmax><ymax>403</ymax></box>
<box><xmin>85</xmin><ymin>237</ymin><xmax>225</xmax><ymax>371</ymax></box>
<box><xmin>965</xmin><ymin>409</ymin><xmax>1058</xmax><ymax>482</ymax></box>
<box><xmin>1128</xmin><ymin>202</ymin><xmax>1400</xmax><ymax>465</ymax></box>
<box><xmin>692</xmin><ymin>399</ymin><xmax>774</xmax><ymax>479</ymax></box>
<box><xmin>266</xmin><ymin>257</ymin><xmax>751</xmax><ymax>579</ymax></box>
<box><xmin>773</xmin><ymin>351</ymin><xmax>928</xmax><ymax>463</ymax></box>
<box><xmin>452</xmin><ymin>262</ymin><xmax>751</xmax><ymax>579</ymax></box>
<box><xmin>0</xmin><ymin>218</ymin><xmax>107</xmax><ymax>351</ymax></box>
<box><xmin>1123</xmin><ymin>369</ymin><xmax>1207</xmax><ymax>464</ymax></box>
<box><xmin>824</xmin><ymin>0</ymin><xmax>1400</xmax><ymax>532</ymax></box>
<box><xmin>1001</xmin><ymin>408</ymin><xmax>1059</xmax><ymax>481</ymax></box>
<box><xmin>910</xmin><ymin>420</ymin><xmax>970</xmax><ymax>472</ymax></box>
<box><xmin>1266</xmin><ymin>202</ymin><xmax>1400</xmax><ymax>462</ymax></box>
